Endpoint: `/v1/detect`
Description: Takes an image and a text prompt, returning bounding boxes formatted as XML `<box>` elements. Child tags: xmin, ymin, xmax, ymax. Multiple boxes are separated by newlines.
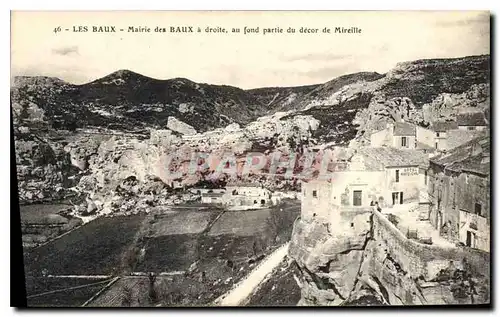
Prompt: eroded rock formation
<box><xmin>289</xmin><ymin>210</ymin><xmax>490</xmax><ymax>306</ymax></box>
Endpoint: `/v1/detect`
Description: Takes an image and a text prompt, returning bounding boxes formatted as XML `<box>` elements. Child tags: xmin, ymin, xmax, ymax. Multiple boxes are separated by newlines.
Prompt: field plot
<box><xmin>208</xmin><ymin>209</ymin><xmax>271</xmax><ymax>236</ymax></box>
<box><xmin>25</xmin><ymin>277</ymin><xmax>110</xmax><ymax>307</ymax></box>
<box><xmin>20</xmin><ymin>204</ymin><xmax>72</xmax><ymax>223</ymax></box>
<box><xmin>245</xmin><ymin>259</ymin><xmax>301</xmax><ymax>306</ymax></box>
<box><xmin>86</xmin><ymin>276</ymin><xmax>214</xmax><ymax>307</ymax></box>
<box><xmin>24</xmin><ymin>214</ymin><xmax>145</xmax><ymax>276</ymax></box>
<box><xmin>149</xmin><ymin>210</ymin><xmax>219</xmax><ymax>236</ymax></box>
<box><xmin>199</xmin><ymin>234</ymin><xmax>264</xmax><ymax>261</ymax></box>
<box><xmin>135</xmin><ymin>234</ymin><xmax>200</xmax><ymax>272</ymax></box>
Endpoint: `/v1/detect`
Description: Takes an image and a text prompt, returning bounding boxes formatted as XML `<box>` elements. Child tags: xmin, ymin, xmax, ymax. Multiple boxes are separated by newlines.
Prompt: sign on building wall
<box><xmin>400</xmin><ymin>167</ymin><xmax>419</xmax><ymax>177</ymax></box>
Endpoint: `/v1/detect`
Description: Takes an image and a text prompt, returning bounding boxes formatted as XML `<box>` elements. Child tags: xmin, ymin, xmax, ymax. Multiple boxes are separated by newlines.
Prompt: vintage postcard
<box><xmin>11</xmin><ymin>11</ymin><xmax>491</xmax><ymax>307</ymax></box>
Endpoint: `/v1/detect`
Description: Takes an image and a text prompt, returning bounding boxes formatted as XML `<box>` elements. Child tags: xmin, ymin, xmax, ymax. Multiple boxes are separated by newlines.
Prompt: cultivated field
<box><xmin>24</xmin><ymin>214</ymin><xmax>145</xmax><ymax>276</ymax></box>
<box><xmin>20</xmin><ymin>204</ymin><xmax>72</xmax><ymax>223</ymax></box>
<box><xmin>208</xmin><ymin>209</ymin><xmax>271</xmax><ymax>237</ymax></box>
<box><xmin>22</xmin><ymin>200</ymin><xmax>301</xmax><ymax>307</ymax></box>
<box><xmin>245</xmin><ymin>258</ymin><xmax>301</xmax><ymax>306</ymax></box>
<box><xmin>25</xmin><ymin>277</ymin><xmax>111</xmax><ymax>307</ymax></box>
<box><xmin>135</xmin><ymin>234</ymin><xmax>200</xmax><ymax>272</ymax></box>
<box><xmin>87</xmin><ymin>276</ymin><xmax>218</xmax><ymax>307</ymax></box>
<box><xmin>149</xmin><ymin>210</ymin><xmax>219</xmax><ymax>236</ymax></box>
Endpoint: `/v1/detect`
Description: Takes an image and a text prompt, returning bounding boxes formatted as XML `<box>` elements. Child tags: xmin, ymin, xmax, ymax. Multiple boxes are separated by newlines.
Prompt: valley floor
<box><xmin>22</xmin><ymin>200</ymin><xmax>300</xmax><ymax>307</ymax></box>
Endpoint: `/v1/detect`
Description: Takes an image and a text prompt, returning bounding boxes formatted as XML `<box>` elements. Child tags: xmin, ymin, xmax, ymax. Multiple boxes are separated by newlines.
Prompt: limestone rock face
<box><xmin>14</xmin><ymin>134</ymin><xmax>79</xmax><ymax>204</ymax></box>
<box><xmin>167</xmin><ymin>117</ymin><xmax>197</xmax><ymax>135</ymax></box>
<box><xmin>289</xmin><ymin>212</ymin><xmax>372</xmax><ymax>305</ymax></box>
<box><xmin>289</xmin><ymin>212</ymin><xmax>490</xmax><ymax>306</ymax></box>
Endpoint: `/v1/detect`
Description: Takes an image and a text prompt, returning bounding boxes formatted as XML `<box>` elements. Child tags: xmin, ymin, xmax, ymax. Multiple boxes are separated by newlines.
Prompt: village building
<box><xmin>369</xmin><ymin>121</ymin><xmax>436</xmax><ymax>152</ymax></box>
<box><xmin>427</xmin><ymin>135</ymin><xmax>490</xmax><ymax>252</ymax></box>
<box><xmin>301</xmin><ymin>147</ymin><xmax>429</xmax><ymax>221</ymax></box>
<box><xmin>200</xmin><ymin>192</ymin><xmax>225</xmax><ymax>204</ymax></box>
<box><xmin>222</xmin><ymin>182</ymin><xmax>277</xmax><ymax>210</ymax></box>
<box><xmin>188</xmin><ymin>188</ymin><xmax>227</xmax><ymax>204</ymax></box>
<box><xmin>430</xmin><ymin>119</ymin><xmax>488</xmax><ymax>152</ymax></box>
<box><xmin>431</xmin><ymin>121</ymin><xmax>458</xmax><ymax>151</ymax></box>
<box><xmin>456</xmin><ymin>112</ymin><xmax>487</xmax><ymax>131</ymax></box>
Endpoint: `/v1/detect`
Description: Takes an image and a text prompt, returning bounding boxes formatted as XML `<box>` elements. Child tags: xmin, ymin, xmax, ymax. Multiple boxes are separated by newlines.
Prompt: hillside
<box><xmin>12</xmin><ymin>70</ymin><xmax>271</xmax><ymax>133</ymax></box>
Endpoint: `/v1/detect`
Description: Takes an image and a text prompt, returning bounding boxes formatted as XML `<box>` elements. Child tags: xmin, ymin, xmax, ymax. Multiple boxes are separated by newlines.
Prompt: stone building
<box><xmin>431</xmin><ymin>120</ymin><xmax>487</xmax><ymax>152</ymax></box>
<box><xmin>222</xmin><ymin>182</ymin><xmax>275</xmax><ymax>210</ymax></box>
<box><xmin>200</xmin><ymin>192</ymin><xmax>225</xmax><ymax>204</ymax></box>
<box><xmin>432</xmin><ymin>121</ymin><xmax>458</xmax><ymax>151</ymax></box>
<box><xmin>428</xmin><ymin>135</ymin><xmax>490</xmax><ymax>252</ymax></box>
<box><xmin>301</xmin><ymin>147</ymin><xmax>429</xmax><ymax>222</ymax></box>
<box><xmin>457</xmin><ymin>112</ymin><xmax>487</xmax><ymax>131</ymax></box>
<box><xmin>370</xmin><ymin>121</ymin><xmax>436</xmax><ymax>151</ymax></box>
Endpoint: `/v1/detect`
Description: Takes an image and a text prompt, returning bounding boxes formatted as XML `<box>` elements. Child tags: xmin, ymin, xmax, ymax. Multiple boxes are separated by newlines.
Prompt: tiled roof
<box><xmin>457</xmin><ymin>112</ymin><xmax>487</xmax><ymax>126</ymax></box>
<box><xmin>202</xmin><ymin>192</ymin><xmax>225</xmax><ymax>197</ymax></box>
<box><xmin>446</xmin><ymin>130</ymin><xmax>486</xmax><ymax>151</ymax></box>
<box><xmin>431</xmin><ymin>135</ymin><xmax>490</xmax><ymax>176</ymax></box>
<box><xmin>354</xmin><ymin>147</ymin><xmax>429</xmax><ymax>170</ymax></box>
<box><xmin>393</xmin><ymin>122</ymin><xmax>416</xmax><ymax>136</ymax></box>
<box><xmin>432</xmin><ymin>121</ymin><xmax>458</xmax><ymax>132</ymax></box>
<box><xmin>416</xmin><ymin>141</ymin><xmax>436</xmax><ymax>151</ymax></box>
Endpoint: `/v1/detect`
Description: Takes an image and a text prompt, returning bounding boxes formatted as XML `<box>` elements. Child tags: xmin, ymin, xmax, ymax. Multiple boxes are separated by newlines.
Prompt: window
<box><xmin>474</xmin><ymin>203</ymin><xmax>482</xmax><ymax>216</ymax></box>
<box><xmin>401</xmin><ymin>137</ymin><xmax>407</xmax><ymax>147</ymax></box>
<box><xmin>424</xmin><ymin>170</ymin><xmax>428</xmax><ymax>185</ymax></box>
<box><xmin>353</xmin><ymin>190</ymin><xmax>362</xmax><ymax>206</ymax></box>
<box><xmin>436</xmin><ymin>132</ymin><xmax>440</xmax><ymax>137</ymax></box>
<box><xmin>435</xmin><ymin>142</ymin><xmax>438</xmax><ymax>149</ymax></box>
<box><xmin>312</xmin><ymin>190</ymin><xmax>317</xmax><ymax>198</ymax></box>
<box><xmin>400</xmin><ymin>191</ymin><xmax>404</xmax><ymax>204</ymax></box>
<box><xmin>468</xmin><ymin>126</ymin><xmax>475</xmax><ymax>131</ymax></box>
<box><xmin>395</xmin><ymin>170</ymin><xmax>400</xmax><ymax>183</ymax></box>
<box><xmin>303</xmin><ymin>189</ymin><xmax>306</xmax><ymax>196</ymax></box>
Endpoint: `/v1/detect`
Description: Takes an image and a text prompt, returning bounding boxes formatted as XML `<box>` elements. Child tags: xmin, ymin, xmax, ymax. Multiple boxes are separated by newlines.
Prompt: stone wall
<box><xmin>372</xmin><ymin>208</ymin><xmax>489</xmax><ymax>280</ymax></box>
<box><xmin>290</xmin><ymin>206</ymin><xmax>490</xmax><ymax>306</ymax></box>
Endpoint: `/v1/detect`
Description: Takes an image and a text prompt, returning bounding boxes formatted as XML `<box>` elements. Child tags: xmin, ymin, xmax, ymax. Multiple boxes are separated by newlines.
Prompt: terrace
<box><xmin>380</xmin><ymin>203</ymin><xmax>455</xmax><ymax>248</ymax></box>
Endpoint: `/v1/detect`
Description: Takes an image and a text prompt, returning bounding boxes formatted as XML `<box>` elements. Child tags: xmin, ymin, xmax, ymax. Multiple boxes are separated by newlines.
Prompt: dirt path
<box><xmin>215</xmin><ymin>242</ymin><xmax>290</xmax><ymax>306</ymax></box>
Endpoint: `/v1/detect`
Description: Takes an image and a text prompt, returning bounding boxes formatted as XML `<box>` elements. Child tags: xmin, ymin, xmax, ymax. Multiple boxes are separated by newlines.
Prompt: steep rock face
<box><xmin>289</xmin><ymin>211</ymin><xmax>490</xmax><ymax>306</ymax></box>
<box><xmin>166</xmin><ymin>117</ymin><xmax>197</xmax><ymax>135</ymax></box>
<box><xmin>14</xmin><ymin>132</ymin><xmax>80</xmax><ymax>204</ymax></box>
<box><xmin>289</xmin><ymin>212</ymin><xmax>372</xmax><ymax>305</ymax></box>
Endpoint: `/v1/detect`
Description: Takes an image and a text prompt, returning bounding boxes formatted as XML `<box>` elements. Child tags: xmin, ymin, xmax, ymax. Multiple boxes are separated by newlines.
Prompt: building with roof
<box><xmin>456</xmin><ymin>112</ymin><xmax>487</xmax><ymax>131</ymax></box>
<box><xmin>370</xmin><ymin>121</ymin><xmax>436</xmax><ymax>152</ymax></box>
<box><xmin>431</xmin><ymin>121</ymin><xmax>458</xmax><ymax>151</ymax></box>
<box><xmin>301</xmin><ymin>146</ymin><xmax>429</xmax><ymax>222</ymax></box>
<box><xmin>427</xmin><ymin>135</ymin><xmax>490</xmax><ymax>252</ymax></box>
<box><xmin>201</xmin><ymin>192</ymin><xmax>225</xmax><ymax>204</ymax></box>
<box><xmin>221</xmin><ymin>182</ymin><xmax>278</xmax><ymax>210</ymax></box>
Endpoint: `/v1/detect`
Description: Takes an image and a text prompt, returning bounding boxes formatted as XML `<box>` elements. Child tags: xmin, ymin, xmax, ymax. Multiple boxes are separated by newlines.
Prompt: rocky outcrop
<box><xmin>289</xmin><ymin>210</ymin><xmax>490</xmax><ymax>306</ymax></box>
<box><xmin>167</xmin><ymin>117</ymin><xmax>197</xmax><ymax>135</ymax></box>
<box><xmin>14</xmin><ymin>132</ymin><xmax>80</xmax><ymax>204</ymax></box>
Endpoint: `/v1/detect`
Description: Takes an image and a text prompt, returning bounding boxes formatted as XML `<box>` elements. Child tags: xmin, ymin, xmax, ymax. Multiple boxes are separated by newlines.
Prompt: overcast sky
<box><xmin>11</xmin><ymin>11</ymin><xmax>490</xmax><ymax>89</ymax></box>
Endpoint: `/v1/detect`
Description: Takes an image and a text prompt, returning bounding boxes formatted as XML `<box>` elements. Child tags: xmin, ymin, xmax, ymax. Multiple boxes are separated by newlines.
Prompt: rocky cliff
<box><xmin>289</xmin><ymin>210</ymin><xmax>490</xmax><ymax>306</ymax></box>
